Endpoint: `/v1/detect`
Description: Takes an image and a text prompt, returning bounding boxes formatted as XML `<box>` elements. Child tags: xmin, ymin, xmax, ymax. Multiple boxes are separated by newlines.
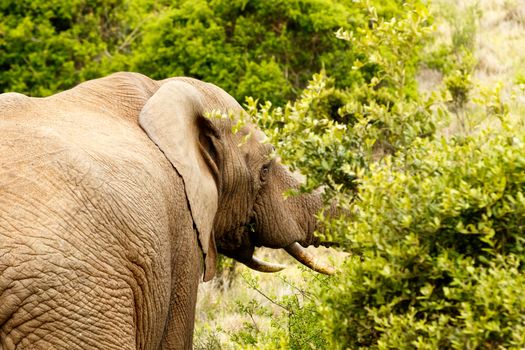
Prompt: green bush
<box><xmin>0</xmin><ymin>0</ymin><xmax>141</xmax><ymax>95</ymax></box>
<box><xmin>237</xmin><ymin>1</ymin><xmax>525</xmax><ymax>348</ymax></box>
<box><xmin>232</xmin><ymin>115</ymin><xmax>525</xmax><ymax>349</ymax></box>
<box><xmin>314</xmin><ymin>123</ymin><xmax>525</xmax><ymax>349</ymax></box>
<box><xmin>1</xmin><ymin>0</ymin><xmax>421</xmax><ymax>104</ymax></box>
<box><xmin>129</xmin><ymin>0</ymin><xmax>362</xmax><ymax>105</ymax></box>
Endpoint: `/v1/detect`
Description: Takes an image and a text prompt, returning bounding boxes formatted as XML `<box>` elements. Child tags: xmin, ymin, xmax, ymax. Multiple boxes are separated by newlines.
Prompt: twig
<box><xmin>247</xmin><ymin>311</ymin><xmax>260</xmax><ymax>333</ymax></box>
<box><xmin>242</xmin><ymin>275</ymin><xmax>291</xmax><ymax>313</ymax></box>
<box><xmin>278</xmin><ymin>276</ymin><xmax>314</xmax><ymax>301</ymax></box>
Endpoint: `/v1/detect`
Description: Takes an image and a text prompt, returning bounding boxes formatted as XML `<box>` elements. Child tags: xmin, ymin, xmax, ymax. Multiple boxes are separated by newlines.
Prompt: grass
<box><xmin>195</xmin><ymin>247</ymin><xmax>340</xmax><ymax>349</ymax></box>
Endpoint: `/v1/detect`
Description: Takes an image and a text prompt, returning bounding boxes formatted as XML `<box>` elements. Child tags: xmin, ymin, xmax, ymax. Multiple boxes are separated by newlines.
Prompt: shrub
<box><xmin>239</xmin><ymin>1</ymin><xmax>525</xmax><ymax>348</ymax></box>
<box><xmin>314</xmin><ymin>122</ymin><xmax>525</xmax><ymax>349</ymax></box>
<box><xmin>129</xmin><ymin>0</ymin><xmax>360</xmax><ymax>105</ymax></box>
<box><xmin>0</xmin><ymin>0</ymin><xmax>141</xmax><ymax>95</ymax></box>
<box><xmin>225</xmin><ymin>271</ymin><xmax>332</xmax><ymax>350</ymax></box>
<box><xmin>1</xmin><ymin>0</ymin><xmax>417</xmax><ymax>104</ymax></box>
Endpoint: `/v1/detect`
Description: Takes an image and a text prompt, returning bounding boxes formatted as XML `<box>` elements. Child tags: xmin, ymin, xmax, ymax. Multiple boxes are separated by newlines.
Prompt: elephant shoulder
<box><xmin>50</xmin><ymin>72</ymin><xmax>160</xmax><ymax>121</ymax></box>
<box><xmin>0</xmin><ymin>117</ymin><xmax>178</xmax><ymax>237</ymax></box>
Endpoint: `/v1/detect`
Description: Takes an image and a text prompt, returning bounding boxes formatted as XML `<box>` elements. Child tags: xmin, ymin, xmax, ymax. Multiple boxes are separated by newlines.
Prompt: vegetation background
<box><xmin>2</xmin><ymin>0</ymin><xmax>525</xmax><ymax>348</ymax></box>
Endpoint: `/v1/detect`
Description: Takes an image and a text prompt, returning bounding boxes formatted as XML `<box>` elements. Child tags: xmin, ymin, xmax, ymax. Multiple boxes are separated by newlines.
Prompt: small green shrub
<box><xmin>226</xmin><ymin>271</ymin><xmax>330</xmax><ymax>350</ymax></box>
<box><xmin>443</xmin><ymin>51</ymin><xmax>476</xmax><ymax>110</ymax></box>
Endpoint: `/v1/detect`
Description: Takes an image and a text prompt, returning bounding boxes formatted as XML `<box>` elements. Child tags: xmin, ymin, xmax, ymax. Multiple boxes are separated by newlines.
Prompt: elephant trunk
<box><xmin>280</xmin><ymin>188</ymin><xmax>343</xmax><ymax>275</ymax></box>
<box><xmin>285</xmin><ymin>188</ymin><xmax>340</xmax><ymax>246</ymax></box>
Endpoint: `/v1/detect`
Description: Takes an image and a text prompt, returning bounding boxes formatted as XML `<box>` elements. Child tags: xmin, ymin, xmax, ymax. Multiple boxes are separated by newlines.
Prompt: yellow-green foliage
<box><xmin>249</xmin><ymin>1</ymin><xmax>434</xmax><ymax>196</ymax></box>
<box><xmin>314</xmin><ymin>122</ymin><xmax>525</xmax><ymax>349</ymax></box>
<box><xmin>240</xmin><ymin>92</ymin><xmax>525</xmax><ymax>349</ymax></box>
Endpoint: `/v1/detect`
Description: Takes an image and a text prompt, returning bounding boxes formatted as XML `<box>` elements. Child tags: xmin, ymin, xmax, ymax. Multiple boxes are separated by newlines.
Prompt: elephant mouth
<box><xmin>236</xmin><ymin>221</ymin><xmax>336</xmax><ymax>275</ymax></box>
<box><xmin>237</xmin><ymin>242</ymin><xmax>336</xmax><ymax>275</ymax></box>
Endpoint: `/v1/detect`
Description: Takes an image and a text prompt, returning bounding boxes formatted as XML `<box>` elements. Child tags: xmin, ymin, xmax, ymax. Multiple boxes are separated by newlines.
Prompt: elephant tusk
<box><xmin>241</xmin><ymin>256</ymin><xmax>287</xmax><ymax>273</ymax></box>
<box><xmin>284</xmin><ymin>242</ymin><xmax>336</xmax><ymax>275</ymax></box>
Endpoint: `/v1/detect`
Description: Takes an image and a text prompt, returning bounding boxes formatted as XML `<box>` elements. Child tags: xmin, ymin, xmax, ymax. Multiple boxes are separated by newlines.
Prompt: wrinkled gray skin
<box><xmin>0</xmin><ymin>72</ymin><xmax>329</xmax><ymax>349</ymax></box>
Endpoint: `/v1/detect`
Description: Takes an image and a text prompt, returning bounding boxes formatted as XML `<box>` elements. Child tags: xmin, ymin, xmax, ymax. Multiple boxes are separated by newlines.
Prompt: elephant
<box><xmin>0</xmin><ymin>72</ymin><xmax>335</xmax><ymax>349</ymax></box>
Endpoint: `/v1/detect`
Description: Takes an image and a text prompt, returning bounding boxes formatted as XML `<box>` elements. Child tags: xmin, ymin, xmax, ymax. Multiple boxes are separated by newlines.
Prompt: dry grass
<box><xmin>419</xmin><ymin>0</ymin><xmax>525</xmax><ymax>135</ymax></box>
<box><xmin>476</xmin><ymin>0</ymin><xmax>525</xmax><ymax>79</ymax></box>
<box><xmin>195</xmin><ymin>246</ymin><xmax>342</xmax><ymax>348</ymax></box>
<box><xmin>426</xmin><ymin>0</ymin><xmax>525</xmax><ymax>83</ymax></box>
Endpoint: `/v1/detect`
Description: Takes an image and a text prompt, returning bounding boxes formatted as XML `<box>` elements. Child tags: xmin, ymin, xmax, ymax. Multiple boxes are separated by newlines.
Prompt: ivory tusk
<box><xmin>241</xmin><ymin>256</ymin><xmax>287</xmax><ymax>273</ymax></box>
<box><xmin>285</xmin><ymin>242</ymin><xmax>336</xmax><ymax>275</ymax></box>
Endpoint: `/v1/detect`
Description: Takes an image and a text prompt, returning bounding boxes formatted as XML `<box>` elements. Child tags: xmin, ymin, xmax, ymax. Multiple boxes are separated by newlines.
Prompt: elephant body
<box><xmin>0</xmin><ymin>73</ymin><xmax>205</xmax><ymax>349</ymax></box>
<box><xmin>0</xmin><ymin>72</ymin><xmax>334</xmax><ymax>349</ymax></box>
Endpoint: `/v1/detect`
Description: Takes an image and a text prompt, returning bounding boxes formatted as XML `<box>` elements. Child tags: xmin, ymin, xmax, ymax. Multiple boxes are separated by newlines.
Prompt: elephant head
<box><xmin>139</xmin><ymin>79</ymin><xmax>335</xmax><ymax>281</ymax></box>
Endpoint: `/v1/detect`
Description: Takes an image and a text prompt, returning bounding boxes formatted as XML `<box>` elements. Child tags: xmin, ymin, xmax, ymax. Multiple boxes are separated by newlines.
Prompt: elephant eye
<box><xmin>260</xmin><ymin>163</ymin><xmax>271</xmax><ymax>182</ymax></box>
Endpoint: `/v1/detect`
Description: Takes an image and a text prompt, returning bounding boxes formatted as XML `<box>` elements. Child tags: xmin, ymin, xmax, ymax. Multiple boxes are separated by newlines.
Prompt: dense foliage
<box><xmin>2</xmin><ymin>0</ymin><xmax>412</xmax><ymax>104</ymax></box>
<box><xmin>130</xmin><ymin>0</ymin><xmax>356</xmax><ymax>105</ymax></box>
<box><xmin>0</xmin><ymin>0</ymin><xmax>140</xmax><ymax>95</ymax></box>
<box><xmin>314</xmin><ymin>123</ymin><xmax>525</xmax><ymax>349</ymax></box>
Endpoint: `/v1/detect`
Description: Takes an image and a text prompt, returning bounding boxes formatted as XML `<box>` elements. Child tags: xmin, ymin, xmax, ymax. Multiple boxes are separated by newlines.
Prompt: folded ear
<box><xmin>139</xmin><ymin>80</ymin><xmax>220</xmax><ymax>281</ymax></box>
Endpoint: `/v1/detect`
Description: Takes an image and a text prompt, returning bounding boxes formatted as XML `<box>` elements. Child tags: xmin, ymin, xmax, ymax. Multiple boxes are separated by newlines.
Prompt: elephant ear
<box><xmin>139</xmin><ymin>80</ymin><xmax>220</xmax><ymax>281</ymax></box>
